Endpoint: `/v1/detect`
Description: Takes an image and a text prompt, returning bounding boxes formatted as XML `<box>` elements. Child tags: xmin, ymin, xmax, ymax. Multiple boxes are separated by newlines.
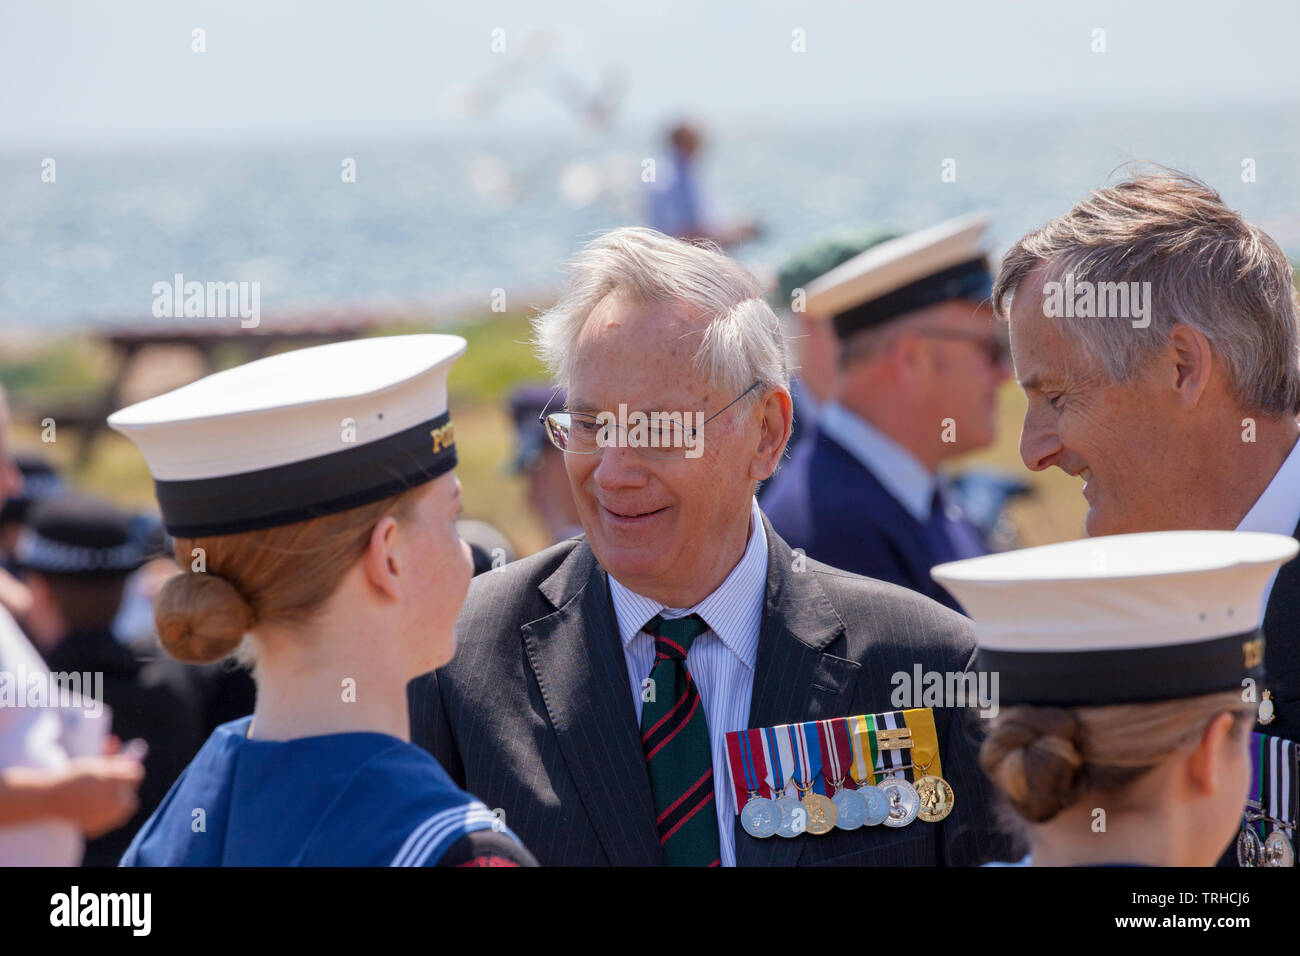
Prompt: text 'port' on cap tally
<box><xmin>931</xmin><ymin>530</ymin><xmax>1299</xmax><ymax>707</ymax></box>
<box><xmin>804</xmin><ymin>212</ymin><xmax>993</xmax><ymax>340</ymax></box>
<box><xmin>107</xmin><ymin>334</ymin><xmax>467</xmax><ymax>538</ymax></box>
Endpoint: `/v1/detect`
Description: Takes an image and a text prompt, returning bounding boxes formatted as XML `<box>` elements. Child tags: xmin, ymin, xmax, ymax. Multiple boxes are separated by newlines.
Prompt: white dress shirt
<box><xmin>1236</xmin><ymin>433</ymin><xmax>1300</xmax><ymax>608</ymax></box>
<box><xmin>608</xmin><ymin>496</ymin><xmax>768</xmax><ymax>867</ymax></box>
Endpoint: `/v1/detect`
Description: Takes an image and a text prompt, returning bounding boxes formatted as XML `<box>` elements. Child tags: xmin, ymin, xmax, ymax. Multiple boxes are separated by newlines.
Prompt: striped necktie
<box><xmin>640</xmin><ymin>613</ymin><xmax>720</xmax><ymax>867</ymax></box>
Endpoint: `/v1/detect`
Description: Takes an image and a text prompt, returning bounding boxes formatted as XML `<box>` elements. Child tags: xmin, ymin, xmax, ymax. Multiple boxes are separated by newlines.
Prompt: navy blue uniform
<box><xmin>763</xmin><ymin>425</ymin><xmax>981</xmax><ymax>613</ymax></box>
<box><xmin>121</xmin><ymin>717</ymin><xmax>534</xmax><ymax>866</ymax></box>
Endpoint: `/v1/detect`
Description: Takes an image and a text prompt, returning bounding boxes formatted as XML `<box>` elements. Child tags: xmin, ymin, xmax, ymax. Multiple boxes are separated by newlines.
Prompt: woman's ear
<box><xmin>1184</xmin><ymin>711</ymin><xmax>1239</xmax><ymax>796</ymax></box>
<box><xmin>361</xmin><ymin>515</ymin><xmax>402</xmax><ymax>603</ymax></box>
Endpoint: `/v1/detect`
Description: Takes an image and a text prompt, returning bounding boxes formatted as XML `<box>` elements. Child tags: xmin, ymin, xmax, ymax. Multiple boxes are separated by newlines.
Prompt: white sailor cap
<box><xmin>931</xmin><ymin>531</ymin><xmax>1298</xmax><ymax>706</ymax></box>
<box><xmin>108</xmin><ymin>334</ymin><xmax>467</xmax><ymax>537</ymax></box>
<box><xmin>805</xmin><ymin>212</ymin><xmax>993</xmax><ymax>339</ymax></box>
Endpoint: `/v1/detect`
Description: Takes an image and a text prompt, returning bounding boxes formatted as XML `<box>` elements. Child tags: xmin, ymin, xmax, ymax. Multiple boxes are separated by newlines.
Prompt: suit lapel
<box><xmin>521</xmin><ymin>542</ymin><xmax>662</xmax><ymax>866</ymax></box>
<box><xmin>736</xmin><ymin>516</ymin><xmax>860</xmax><ymax>867</ymax></box>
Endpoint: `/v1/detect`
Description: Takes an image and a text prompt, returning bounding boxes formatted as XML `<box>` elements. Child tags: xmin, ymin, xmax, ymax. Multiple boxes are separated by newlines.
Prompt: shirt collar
<box><xmin>818</xmin><ymin>402</ymin><xmax>936</xmax><ymax>522</ymax></box>
<box><xmin>1236</xmin><ymin>433</ymin><xmax>1300</xmax><ymax>537</ymax></box>
<box><xmin>608</xmin><ymin>497</ymin><xmax>767</xmax><ymax>671</ymax></box>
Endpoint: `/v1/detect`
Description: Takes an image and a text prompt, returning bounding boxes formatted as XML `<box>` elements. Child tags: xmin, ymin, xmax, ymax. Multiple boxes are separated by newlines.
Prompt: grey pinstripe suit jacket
<box><xmin>408</xmin><ymin>514</ymin><xmax>1021</xmax><ymax>866</ymax></box>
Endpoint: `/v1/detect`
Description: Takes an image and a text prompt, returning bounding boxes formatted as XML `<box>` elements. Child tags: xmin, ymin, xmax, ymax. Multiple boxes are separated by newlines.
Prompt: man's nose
<box><xmin>1019</xmin><ymin>407</ymin><xmax>1062</xmax><ymax>472</ymax></box>
<box><xmin>592</xmin><ymin>443</ymin><xmax>650</xmax><ymax>489</ymax></box>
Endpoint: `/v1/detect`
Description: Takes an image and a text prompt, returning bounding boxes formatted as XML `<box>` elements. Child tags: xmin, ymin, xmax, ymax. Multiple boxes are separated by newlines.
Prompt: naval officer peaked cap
<box><xmin>108</xmin><ymin>334</ymin><xmax>467</xmax><ymax>538</ymax></box>
<box><xmin>804</xmin><ymin>212</ymin><xmax>993</xmax><ymax>340</ymax></box>
<box><xmin>931</xmin><ymin>531</ymin><xmax>1299</xmax><ymax>707</ymax></box>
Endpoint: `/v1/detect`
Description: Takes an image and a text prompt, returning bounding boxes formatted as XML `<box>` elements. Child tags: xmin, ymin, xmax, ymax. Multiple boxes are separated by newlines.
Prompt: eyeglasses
<box><xmin>909</xmin><ymin>327</ymin><xmax>1010</xmax><ymax>366</ymax></box>
<box><xmin>538</xmin><ymin>381</ymin><xmax>763</xmax><ymax>460</ymax></box>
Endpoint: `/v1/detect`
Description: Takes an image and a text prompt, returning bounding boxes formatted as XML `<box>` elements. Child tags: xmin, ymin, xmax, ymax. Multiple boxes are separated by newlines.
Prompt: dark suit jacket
<box><xmin>1261</xmin><ymin>515</ymin><xmax>1300</xmax><ymax>743</ymax></box>
<box><xmin>762</xmin><ymin>425</ymin><xmax>975</xmax><ymax>613</ymax></box>
<box><xmin>409</xmin><ymin>514</ymin><xmax>1019</xmax><ymax>866</ymax></box>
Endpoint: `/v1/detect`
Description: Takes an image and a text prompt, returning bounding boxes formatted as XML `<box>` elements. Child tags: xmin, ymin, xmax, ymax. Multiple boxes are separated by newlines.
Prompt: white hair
<box><xmin>531</xmin><ymin>227</ymin><xmax>790</xmax><ymax>396</ymax></box>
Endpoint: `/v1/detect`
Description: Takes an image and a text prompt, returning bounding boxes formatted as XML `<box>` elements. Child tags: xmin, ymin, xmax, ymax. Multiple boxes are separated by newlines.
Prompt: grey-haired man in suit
<box><xmin>410</xmin><ymin>227</ymin><xmax>1017</xmax><ymax>866</ymax></box>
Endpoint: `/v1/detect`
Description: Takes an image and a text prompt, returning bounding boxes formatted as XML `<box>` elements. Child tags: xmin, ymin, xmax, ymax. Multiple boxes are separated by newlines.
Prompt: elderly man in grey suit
<box><xmin>410</xmin><ymin>227</ymin><xmax>1015</xmax><ymax>866</ymax></box>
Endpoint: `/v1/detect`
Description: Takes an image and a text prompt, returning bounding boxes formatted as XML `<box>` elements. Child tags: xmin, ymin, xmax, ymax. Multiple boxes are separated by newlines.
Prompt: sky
<box><xmin>3</xmin><ymin>0</ymin><xmax>1299</xmax><ymax>148</ymax></box>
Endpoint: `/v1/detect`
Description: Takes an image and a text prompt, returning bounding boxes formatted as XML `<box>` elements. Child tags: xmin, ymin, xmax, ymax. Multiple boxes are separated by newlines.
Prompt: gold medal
<box><xmin>800</xmin><ymin>791</ymin><xmax>838</xmax><ymax>835</ymax></box>
<box><xmin>915</xmin><ymin>773</ymin><xmax>955</xmax><ymax>823</ymax></box>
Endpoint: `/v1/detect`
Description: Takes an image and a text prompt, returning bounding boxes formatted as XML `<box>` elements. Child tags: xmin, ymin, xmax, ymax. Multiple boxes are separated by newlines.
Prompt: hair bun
<box><xmin>980</xmin><ymin>708</ymin><xmax>1086</xmax><ymax>824</ymax></box>
<box><xmin>154</xmin><ymin>570</ymin><xmax>255</xmax><ymax>664</ymax></box>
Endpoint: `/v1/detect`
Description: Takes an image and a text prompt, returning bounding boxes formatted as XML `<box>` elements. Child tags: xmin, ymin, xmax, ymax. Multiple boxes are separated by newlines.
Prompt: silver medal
<box><xmin>861</xmin><ymin>784</ymin><xmax>891</xmax><ymax>826</ymax></box>
<box><xmin>740</xmin><ymin>796</ymin><xmax>779</xmax><ymax>839</ymax></box>
<box><xmin>774</xmin><ymin>793</ymin><xmax>805</xmax><ymax>838</ymax></box>
<box><xmin>1237</xmin><ymin>827</ymin><xmax>1263</xmax><ymax>867</ymax></box>
<box><xmin>879</xmin><ymin>775</ymin><xmax>920</xmax><ymax>828</ymax></box>
<box><xmin>832</xmin><ymin>787</ymin><xmax>870</xmax><ymax>831</ymax></box>
<box><xmin>1264</xmin><ymin>829</ymin><xmax>1295</xmax><ymax>867</ymax></box>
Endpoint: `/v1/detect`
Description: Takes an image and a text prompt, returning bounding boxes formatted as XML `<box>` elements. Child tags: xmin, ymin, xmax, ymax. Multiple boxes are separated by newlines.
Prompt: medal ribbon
<box><xmin>741</xmin><ymin>728</ymin><xmax>770</xmax><ymax>799</ymax></box>
<box><xmin>847</xmin><ymin>714</ymin><xmax>875</xmax><ymax>786</ymax></box>
<box><xmin>1251</xmin><ymin>732</ymin><xmax>1265</xmax><ymax>839</ymax></box>
<box><xmin>725</xmin><ymin>732</ymin><xmax>749</xmax><ymax>810</ymax></box>
<box><xmin>797</xmin><ymin>721</ymin><xmax>827</xmax><ymax>795</ymax></box>
<box><xmin>1287</xmin><ymin>739</ymin><xmax>1298</xmax><ymax>828</ymax></box>
<box><xmin>787</xmin><ymin>723</ymin><xmax>809</xmax><ymax>795</ymax></box>
<box><xmin>877</xmin><ymin>711</ymin><xmax>910</xmax><ymax>781</ymax></box>
<box><xmin>762</xmin><ymin>725</ymin><xmax>791</xmax><ymax>798</ymax></box>
<box><xmin>1268</xmin><ymin>735</ymin><xmax>1281</xmax><ymax>836</ymax></box>
<box><xmin>818</xmin><ymin>719</ymin><xmax>844</xmax><ymax>793</ymax></box>
<box><xmin>902</xmin><ymin>708</ymin><xmax>945</xmax><ymax>781</ymax></box>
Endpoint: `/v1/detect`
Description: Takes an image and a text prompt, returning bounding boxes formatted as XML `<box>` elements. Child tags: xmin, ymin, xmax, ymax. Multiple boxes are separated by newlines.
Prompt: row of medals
<box><xmin>1234</xmin><ymin>694</ymin><xmax>1293</xmax><ymax>867</ymax></box>
<box><xmin>1237</xmin><ymin>807</ymin><xmax>1295</xmax><ymax>868</ymax></box>
<box><xmin>741</xmin><ymin>737</ymin><xmax>955</xmax><ymax>839</ymax></box>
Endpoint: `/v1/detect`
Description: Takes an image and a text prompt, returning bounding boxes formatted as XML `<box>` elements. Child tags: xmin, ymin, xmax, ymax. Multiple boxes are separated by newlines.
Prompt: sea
<box><xmin>4</xmin><ymin>106</ymin><xmax>1299</xmax><ymax>330</ymax></box>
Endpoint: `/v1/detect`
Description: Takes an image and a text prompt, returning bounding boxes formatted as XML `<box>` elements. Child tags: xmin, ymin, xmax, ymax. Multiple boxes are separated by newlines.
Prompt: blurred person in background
<box><xmin>763</xmin><ymin>214</ymin><xmax>1009</xmax><ymax>612</ymax></box>
<box><xmin>761</xmin><ymin>228</ymin><xmax>899</xmax><ymax>484</ymax></box>
<box><xmin>645</xmin><ymin>121</ymin><xmax>760</xmax><ymax>249</ymax></box>
<box><xmin>509</xmin><ymin>383</ymin><xmax>583</xmax><ymax>545</ymax></box>
<box><xmin>0</xmin><ymin>386</ymin><xmax>143</xmax><ymax>865</ymax></box>
<box><xmin>18</xmin><ymin>492</ymin><xmax>202</xmax><ymax>866</ymax></box>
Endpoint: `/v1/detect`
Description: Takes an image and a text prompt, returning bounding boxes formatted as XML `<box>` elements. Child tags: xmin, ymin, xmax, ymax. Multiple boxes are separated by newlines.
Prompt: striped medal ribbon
<box><xmin>794</xmin><ymin>721</ymin><xmax>837</xmax><ymax>834</ymax></box>
<box><xmin>763</xmin><ymin>725</ymin><xmax>803</xmax><ymax>838</ymax></box>
<box><xmin>874</xmin><ymin>711</ymin><xmax>920</xmax><ymax>828</ymax></box>
<box><xmin>735</xmin><ymin>729</ymin><xmax>778</xmax><ymax>839</ymax></box>
<box><xmin>847</xmin><ymin>715</ymin><xmax>889</xmax><ymax>826</ymax></box>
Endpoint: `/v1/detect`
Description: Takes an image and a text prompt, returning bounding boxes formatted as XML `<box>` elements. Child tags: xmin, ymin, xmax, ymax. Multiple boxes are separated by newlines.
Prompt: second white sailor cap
<box><xmin>931</xmin><ymin>530</ymin><xmax>1298</xmax><ymax>706</ymax></box>
<box><xmin>108</xmin><ymin>334</ymin><xmax>467</xmax><ymax>537</ymax></box>
<box><xmin>805</xmin><ymin>212</ymin><xmax>993</xmax><ymax>339</ymax></box>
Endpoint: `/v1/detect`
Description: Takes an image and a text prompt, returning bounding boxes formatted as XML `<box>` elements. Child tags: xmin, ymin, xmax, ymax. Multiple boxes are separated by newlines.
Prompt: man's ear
<box><xmin>361</xmin><ymin>515</ymin><xmax>402</xmax><ymax>603</ymax></box>
<box><xmin>1184</xmin><ymin>711</ymin><xmax>1238</xmax><ymax>796</ymax></box>
<box><xmin>749</xmin><ymin>388</ymin><xmax>793</xmax><ymax>481</ymax></box>
<box><xmin>1167</xmin><ymin>324</ymin><xmax>1214</xmax><ymax>408</ymax></box>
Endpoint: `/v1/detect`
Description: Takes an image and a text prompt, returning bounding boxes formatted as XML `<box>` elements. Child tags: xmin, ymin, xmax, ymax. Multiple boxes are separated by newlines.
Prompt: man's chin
<box><xmin>588</xmin><ymin>537</ymin><xmax>672</xmax><ymax>584</ymax></box>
